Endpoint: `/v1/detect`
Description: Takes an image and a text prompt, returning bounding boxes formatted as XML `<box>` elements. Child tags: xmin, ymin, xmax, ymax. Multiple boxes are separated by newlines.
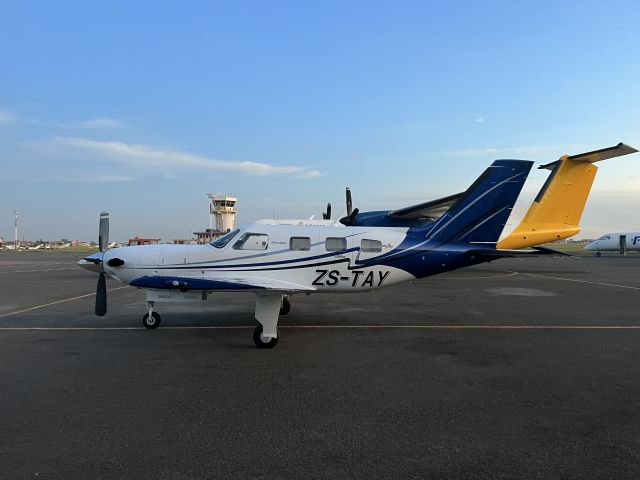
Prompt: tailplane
<box><xmin>498</xmin><ymin>143</ymin><xmax>638</xmax><ymax>249</ymax></box>
<box><xmin>425</xmin><ymin>160</ymin><xmax>533</xmax><ymax>244</ymax></box>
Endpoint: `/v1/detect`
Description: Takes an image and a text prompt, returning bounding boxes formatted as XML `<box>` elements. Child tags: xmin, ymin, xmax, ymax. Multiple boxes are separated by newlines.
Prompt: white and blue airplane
<box><xmin>585</xmin><ymin>232</ymin><xmax>640</xmax><ymax>256</ymax></box>
<box><xmin>79</xmin><ymin>143</ymin><xmax>636</xmax><ymax>348</ymax></box>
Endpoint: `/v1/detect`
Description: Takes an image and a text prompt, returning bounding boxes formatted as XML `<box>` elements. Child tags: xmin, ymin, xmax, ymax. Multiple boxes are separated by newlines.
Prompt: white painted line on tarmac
<box><xmin>502</xmin><ymin>270</ymin><xmax>640</xmax><ymax>290</ymax></box>
<box><xmin>441</xmin><ymin>272</ymin><xmax>519</xmax><ymax>280</ymax></box>
<box><xmin>0</xmin><ymin>286</ymin><xmax>131</xmax><ymax>318</ymax></box>
<box><xmin>0</xmin><ymin>267</ymin><xmax>79</xmax><ymax>274</ymax></box>
<box><xmin>1</xmin><ymin>324</ymin><xmax>640</xmax><ymax>331</ymax></box>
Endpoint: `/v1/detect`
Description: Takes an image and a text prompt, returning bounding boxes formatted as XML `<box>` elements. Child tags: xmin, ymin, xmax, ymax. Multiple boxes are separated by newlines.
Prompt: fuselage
<box><xmin>90</xmin><ymin>223</ymin><xmax>487</xmax><ymax>294</ymax></box>
<box><xmin>585</xmin><ymin>232</ymin><xmax>640</xmax><ymax>252</ymax></box>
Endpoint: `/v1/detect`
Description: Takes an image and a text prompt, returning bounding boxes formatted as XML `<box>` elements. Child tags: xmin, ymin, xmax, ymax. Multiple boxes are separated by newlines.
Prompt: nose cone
<box><xmin>78</xmin><ymin>252</ymin><xmax>104</xmax><ymax>273</ymax></box>
<box><xmin>584</xmin><ymin>241</ymin><xmax>598</xmax><ymax>251</ymax></box>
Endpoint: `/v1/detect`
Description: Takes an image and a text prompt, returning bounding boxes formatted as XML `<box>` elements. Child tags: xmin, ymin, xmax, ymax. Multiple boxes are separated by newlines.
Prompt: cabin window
<box><xmin>233</xmin><ymin>233</ymin><xmax>269</xmax><ymax>250</ymax></box>
<box><xmin>290</xmin><ymin>237</ymin><xmax>311</xmax><ymax>251</ymax></box>
<box><xmin>361</xmin><ymin>239</ymin><xmax>382</xmax><ymax>253</ymax></box>
<box><xmin>210</xmin><ymin>228</ymin><xmax>239</xmax><ymax>248</ymax></box>
<box><xmin>325</xmin><ymin>237</ymin><xmax>347</xmax><ymax>252</ymax></box>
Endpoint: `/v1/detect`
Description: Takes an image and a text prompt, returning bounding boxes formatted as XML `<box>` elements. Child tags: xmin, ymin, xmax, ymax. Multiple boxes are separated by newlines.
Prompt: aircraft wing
<box><xmin>130</xmin><ymin>275</ymin><xmax>315</xmax><ymax>292</ymax></box>
<box><xmin>388</xmin><ymin>192</ymin><xmax>463</xmax><ymax>220</ymax></box>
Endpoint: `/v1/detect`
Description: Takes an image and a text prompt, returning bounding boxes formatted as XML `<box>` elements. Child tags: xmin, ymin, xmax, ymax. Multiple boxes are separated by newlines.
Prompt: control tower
<box><xmin>208</xmin><ymin>193</ymin><xmax>237</xmax><ymax>232</ymax></box>
<box><xmin>194</xmin><ymin>193</ymin><xmax>238</xmax><ymax>244</ymax></box>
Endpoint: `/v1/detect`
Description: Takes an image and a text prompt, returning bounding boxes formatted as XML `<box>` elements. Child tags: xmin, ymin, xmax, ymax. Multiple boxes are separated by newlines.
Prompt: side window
<box><xmin>210</xmin><ymin>228</ymin><xmax>239</xmax><ymax>248</ymax></box>
<box><xmin>325</xmin><ymin>237</ymin><xmax>347</xmax><ymax>252</ymax></box>
<box><xmin>290</xmin><ymin>237</ymin><xmax>311</xmax><ymax>251</ymax></box>
<box><xmin>233</xmin><ymin>233</ymin><xmax>269</xmax><ymax>251</ymax></box>
<box><xmin>361</xmin><ymin>239</ymin><xmax>382</xmax><ymax>253</ymax></box>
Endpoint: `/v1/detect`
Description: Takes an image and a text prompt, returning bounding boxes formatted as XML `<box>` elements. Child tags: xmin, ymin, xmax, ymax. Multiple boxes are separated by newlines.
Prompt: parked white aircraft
<box><xmin>78</xmin><ymin>144</ymin><xmax>637</xmax><ymax>348</ymax></box>
<box><xmin>585</xmin><ymin>233</ymin><xmax>640</xmax><ymax>256</ymax></box>
<box><xmin>80</xmin><ymin>160</ymin><xmax>537</xmax><ymax>348</ymax></box>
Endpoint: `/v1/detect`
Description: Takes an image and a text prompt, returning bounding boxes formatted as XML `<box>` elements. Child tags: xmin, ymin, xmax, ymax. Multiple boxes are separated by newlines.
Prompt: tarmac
<box><xmin>1</xmin><ymin>250</ymin><xmax>640</xmax><ymax>479</ymax></box>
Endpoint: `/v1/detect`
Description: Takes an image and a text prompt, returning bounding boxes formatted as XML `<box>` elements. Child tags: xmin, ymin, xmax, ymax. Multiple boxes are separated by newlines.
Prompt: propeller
<box><xmin>322</xmin><ymin>203</ymin><xmax>332</xmax><ymax>220</ymax></box>
<box><xmin>339</xmin><ymin>187</ymin><xmax>359</xmax><ymax>226</ymax></box>
<box><xmin>95</xmin><ymin>211</ymin><xmax>109</xmax><ymax>316</ymax></box>
<box><xmin>95</xmin><ymin>271</ymin><xmax>107</xmax><ymax>316</ymax></box>
<box><xmin>99</xmin><ymin>211</ymin><xmax>109</xmax><ymax>253</ymax></box>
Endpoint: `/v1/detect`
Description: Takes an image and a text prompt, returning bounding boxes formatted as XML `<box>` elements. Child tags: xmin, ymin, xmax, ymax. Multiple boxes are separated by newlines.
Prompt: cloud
<box><xmin>31</xmin><ymin>117</ymin><xmax>123</xmax><ymax>129</ymax></box>
<box><xmin>444</xmin><ymin>144</ymin><xmax>581</xmax><ymax>158</ymax></box>
<box><xmin>54</xmin><ymin>137</ymin><xmax>323</xmax><ymax>178</ymax></box>
<box><xmin>82</xmin><ymin>174</ymin><xmax>135</xmax><ymax>183</ymax></box>
<box><xmin>0</xmin><ymin>109</ymin><xmax>16</xmax><ymax>123</ymax></box>
<box><xmin>473</xmin><ymin>116</ymin><xmax>485</xmax><ymax>123</ymax></box>
<box><xmin>78</xmin><ymin>118</ymin><xmax>123</xmax><ymax>129</ymax></box>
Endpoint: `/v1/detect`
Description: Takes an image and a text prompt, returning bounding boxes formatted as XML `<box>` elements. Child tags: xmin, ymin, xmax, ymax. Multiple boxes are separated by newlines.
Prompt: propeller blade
<box><xmin>323</xmin><ymin>203</ymin><xmax>332</xmax><ymax>220</ymax></box>
<box><xmin>346</xmin><ymin>188</ymin><xmax>353</xmax><ymax>217</ymax></box>
<box><xmin>95</xmin><ymin>273</ymin><xmax>107</xmax><ymax>316</ymax></box>
<box><xmin>98</xmin><ymin>211</ymin><xmax>109</xmax><ymax>253</ymax></box>
<box><xmin>339</xmin><ymin>208</ymin><xmax>360</xmax><ymax>226</ymax></box>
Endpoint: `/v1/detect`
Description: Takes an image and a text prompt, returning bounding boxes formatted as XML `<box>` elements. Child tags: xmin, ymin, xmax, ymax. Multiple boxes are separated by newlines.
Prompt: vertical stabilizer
<box><xmin>425</xmin><ymin>160</ymin><xmax>533</xmax><ymax>244</ymax></box>
<box><xmin>497</xmin><ymin>143</ymin><xmax>638</xmax><ymax>249</ymax></box>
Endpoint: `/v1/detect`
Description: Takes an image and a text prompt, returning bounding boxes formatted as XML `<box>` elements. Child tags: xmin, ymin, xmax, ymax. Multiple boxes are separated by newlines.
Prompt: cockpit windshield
<box><xmin>210</xmin><ymin>229</ymin><xmax>240</xmax><ymax>248</ymax></box>
<box><xmin>599</xmin><ymin>235</ymin><xmax>611</xmax><ymax>240</ymax></box>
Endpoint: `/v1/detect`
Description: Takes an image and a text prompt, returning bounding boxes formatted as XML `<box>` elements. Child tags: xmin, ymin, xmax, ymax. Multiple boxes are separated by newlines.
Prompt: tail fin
<box><xmin>425</xmin><ymin>160</ymin><xmax>533</xmax><ymax>244</ymax></box>
<box><xmin>497</xmin><ymin>143</ymin><xmax>638</xmax><ymax>249</ymax></box>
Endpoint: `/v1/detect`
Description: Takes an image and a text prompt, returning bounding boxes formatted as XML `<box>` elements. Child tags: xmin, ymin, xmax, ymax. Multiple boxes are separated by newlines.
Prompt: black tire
<box><xmin>253</xmin><ymin>324</ymin><xmax>279</xmax><ymax>349</ymax></box>
<box><xmin>280</xmin><ymin>296</ymin><xmax>291</xmax><ymax>316</ymax></box>
<box><xmin>142</xmin><ymin>311</ymin><xmax>161</xmax><ymax>329</ymax></box>
<box><xmin>595</xmin><ymin>252</ymin><xmax>602</xmax><ymax>257</ymax></box>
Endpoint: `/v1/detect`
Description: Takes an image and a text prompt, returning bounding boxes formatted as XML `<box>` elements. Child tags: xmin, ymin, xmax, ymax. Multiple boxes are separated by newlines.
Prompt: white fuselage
<box><xmin>585</xmin><ymin>232</ymin><xmax>640</xmax><ymax>253</ymax></box>
<box><xmin>101</xmin><ymin>224</ymin><xmax>415</xmax><ymax>293</ymax></box>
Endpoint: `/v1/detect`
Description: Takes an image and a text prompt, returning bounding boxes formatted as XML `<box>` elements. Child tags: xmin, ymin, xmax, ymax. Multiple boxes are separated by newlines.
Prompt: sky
<box><xmin>1</xmin><ymin>0</ymin><xmax>639</xmax><ymax>242</ymax></box>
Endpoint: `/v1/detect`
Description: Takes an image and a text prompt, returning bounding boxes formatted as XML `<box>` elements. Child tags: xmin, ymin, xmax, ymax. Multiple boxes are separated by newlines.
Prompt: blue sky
<box><xmin>1</xmin><ymin>0</ymin><xmax>639</xmax><ymax>242</ymax></box>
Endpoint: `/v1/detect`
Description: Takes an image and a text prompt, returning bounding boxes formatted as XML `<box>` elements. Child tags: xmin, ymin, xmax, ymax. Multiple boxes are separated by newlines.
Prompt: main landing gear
<box><xmin>142</xmin><ymin>301</ymin><xmax>161</xmax><ymax>329</ymax></box>
<box><xmin>280</xmin><ymin>295</ymin><xmax>291</xmax><ymax>316</ymax></box>
<box><xmin>253</xmin><ymin>324</ymin><xmax>279</xmax><ymax>348</ymax></box>
<box><xmin>140</xmin><ymin>293</ymin><xmax>288</xmax><ymax>348</ymax></box>
<box><xmin>253</xmin><ymin>292</ymin><xmax>285</xmax><ymax>349</ymax></box>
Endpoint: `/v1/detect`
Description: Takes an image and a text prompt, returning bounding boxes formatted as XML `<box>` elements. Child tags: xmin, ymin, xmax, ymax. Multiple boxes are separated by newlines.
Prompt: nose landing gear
<box><xmin>142</xmin><ymin>301</ymin><xmax>161</xmax><ymax>329</ymax></box>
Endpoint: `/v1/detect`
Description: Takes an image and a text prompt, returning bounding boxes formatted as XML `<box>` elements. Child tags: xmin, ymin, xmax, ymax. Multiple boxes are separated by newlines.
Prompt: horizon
<box><xmin>1</xmin><ymin>1</ymin><xmax>639</xmax><ymax>241</ymax></box>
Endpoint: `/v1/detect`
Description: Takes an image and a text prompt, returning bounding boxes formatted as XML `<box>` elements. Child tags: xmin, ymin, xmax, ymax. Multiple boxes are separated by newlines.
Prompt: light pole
<box><xmin>14</xmin><ymin>210</ymin><xmax>18</xmax><ymax>249</ymax></box>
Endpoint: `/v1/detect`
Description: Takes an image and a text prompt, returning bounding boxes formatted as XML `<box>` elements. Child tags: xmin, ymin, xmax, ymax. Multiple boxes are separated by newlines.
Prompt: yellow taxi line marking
<box><xmin>1</xmin><ymin>325</ymin><xmax>640</xmax><ymax>331</ymax></box>
<box><xmin>0</xmin><ymin>286</ymin><xmax>131</xmax><ymax>318</ymax></box>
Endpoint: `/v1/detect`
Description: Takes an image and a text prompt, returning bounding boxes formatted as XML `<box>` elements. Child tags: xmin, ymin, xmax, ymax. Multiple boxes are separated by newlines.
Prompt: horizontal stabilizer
<box><xmin>539</xmin><ymin>143</ymin><xmax>637</xmax><ymax>170</ymax></box>
<box><xmin>468</xmin><ymin>246</ymin><xmax>573</xmax><ymax>259</ymax></box>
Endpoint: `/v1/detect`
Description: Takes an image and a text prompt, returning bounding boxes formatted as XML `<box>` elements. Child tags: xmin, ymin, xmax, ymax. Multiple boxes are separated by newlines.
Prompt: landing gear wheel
<box><xmin>280</xmin><ymin>296</ymin><xmax>291</xmax><ymax>316</ymax></box>
<box><xmin>253</xmin><ymin>324</ymin><xmax>279</xmax><ymax>349</ymax></box>
<box><xmin>596</xmin><ymin>251</ymin><xmax>602</xmax><ymax>257</ymax></box>
<box><xmin>142</xmin><ymin>311</ymin><xmax>161</xmax><ymax>329</ymax></box>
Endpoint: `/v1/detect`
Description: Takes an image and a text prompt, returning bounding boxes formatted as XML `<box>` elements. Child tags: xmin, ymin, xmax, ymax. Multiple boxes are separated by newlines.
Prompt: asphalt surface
<box><xmin>1</xmin><ymin>250</ymin><xmax>640</xmax><ymax>479</ymax></box>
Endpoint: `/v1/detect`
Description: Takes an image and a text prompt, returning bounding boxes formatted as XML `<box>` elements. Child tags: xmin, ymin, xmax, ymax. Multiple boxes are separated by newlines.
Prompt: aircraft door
<box><xmin>311</xmin><ymin>233</ymin><xmax>354</xmax><ymax>291</ymax></box>
<box><xmin>619</xmin><ymin>234</ymin><xmax>627</xmax><ymax>255</ymax></box>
